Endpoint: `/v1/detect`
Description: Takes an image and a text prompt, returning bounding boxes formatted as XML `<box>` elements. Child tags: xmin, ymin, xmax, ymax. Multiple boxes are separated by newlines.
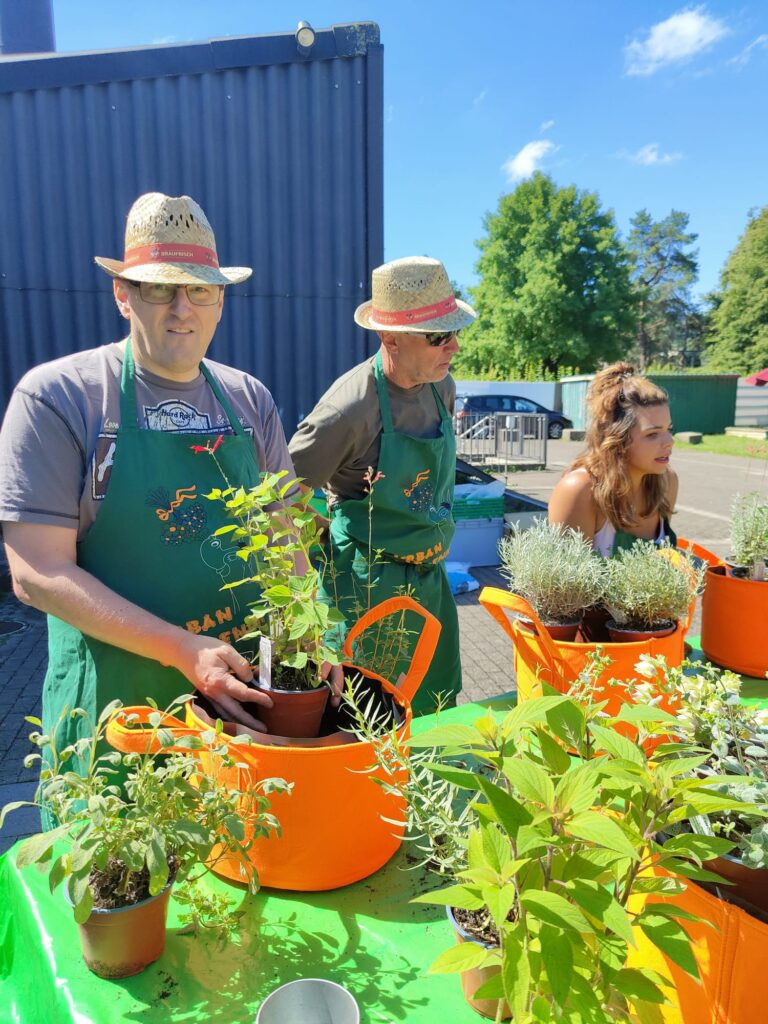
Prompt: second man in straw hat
<box><xmin>289</xmin><ymin>256</ymin><xmax>476</xmax><ymax>713</ymax></box>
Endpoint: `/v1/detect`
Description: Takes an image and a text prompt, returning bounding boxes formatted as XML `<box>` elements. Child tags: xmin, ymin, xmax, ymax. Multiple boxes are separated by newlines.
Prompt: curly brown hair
<box><xmin>571</xmin><ymin>362</ymin><xmax>672</xmax><ymax>530</ymax></box>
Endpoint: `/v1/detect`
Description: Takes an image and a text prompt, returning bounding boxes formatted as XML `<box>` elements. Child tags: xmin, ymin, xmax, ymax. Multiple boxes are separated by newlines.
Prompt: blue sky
<box><xmin>51</xmin><ymin>1</ymin><xmax>767</xmax><ymax>301</ymax></box>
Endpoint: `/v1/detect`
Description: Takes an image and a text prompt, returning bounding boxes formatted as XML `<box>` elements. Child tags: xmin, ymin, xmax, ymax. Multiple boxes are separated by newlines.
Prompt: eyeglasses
<box><xmin>423</xmin><ymin>330</ymin><xmax>460</xmax><ymax>347</ymax></box>
<box><xmin>125</xmin><ymin>280</ymin><xmax>222</xmax><ymax>306</ymax></box>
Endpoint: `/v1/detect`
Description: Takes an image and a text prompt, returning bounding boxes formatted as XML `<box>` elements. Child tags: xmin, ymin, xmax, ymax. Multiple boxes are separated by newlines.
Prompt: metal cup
<box><xmin>256</xmin><ymin>978</ymin><xmax>360</xmax><ymax>1024</ymax></box>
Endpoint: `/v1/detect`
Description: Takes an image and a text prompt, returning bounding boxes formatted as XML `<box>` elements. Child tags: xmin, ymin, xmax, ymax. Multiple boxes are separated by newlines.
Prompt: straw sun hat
<box><xmin>354</xmin><ymin>256</ymin><xmax>476</xmax><ymax>333</ymax></box>
<box><xmin>94</xmin><ymin>192</ymin><xmax>252</xmax><ymax>285</ymax></box>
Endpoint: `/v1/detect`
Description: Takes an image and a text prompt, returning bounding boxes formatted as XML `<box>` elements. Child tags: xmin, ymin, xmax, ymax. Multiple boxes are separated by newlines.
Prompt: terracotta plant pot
<box><xmin>605</xmin><ymin>620</ymin><xmax>677</xmax><ymax>644</ymax></box>
<box><xmin>75</xmin><ymin>884</ymin><xmax>172</xmax><ymax>979</ymax></box>
<box><xmin>447</xmin><ymin>907</ymin><xmax>511</xmax><ymax>1021</ymax></box>
<box><xmin>705</xmin><ymin>853</ymin><xmax>768</xmax><ymax>914</ymax></box>
<box><xmin>517</xmin><ymin>617</ymin><xmax>581</xmax><ymax>642</ymax></box>
<box><xmin>254</xmin><ymin>683</ymin><xmax>330</xmax><ymax>739</ymax></box>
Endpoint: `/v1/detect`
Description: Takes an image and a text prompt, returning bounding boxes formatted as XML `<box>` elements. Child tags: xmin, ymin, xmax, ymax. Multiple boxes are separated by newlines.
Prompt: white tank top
<box><xmin>592</xmin><ymin>518</ymin><xmax>666</xmax><ymax>557</ymax></box>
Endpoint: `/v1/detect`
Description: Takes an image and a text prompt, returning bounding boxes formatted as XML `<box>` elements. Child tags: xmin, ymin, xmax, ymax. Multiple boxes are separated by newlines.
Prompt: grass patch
<box><xmin>674</xmin><ymin>434</ymin><xmax>768</xmax><ymax>459</ymax></box>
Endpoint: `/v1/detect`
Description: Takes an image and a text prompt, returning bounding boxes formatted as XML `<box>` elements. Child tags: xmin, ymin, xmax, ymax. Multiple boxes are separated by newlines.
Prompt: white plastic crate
<box><xmin>447</xmin><ymin>517</ymin><xmax>504</xmax><ymax>567</ymax></box>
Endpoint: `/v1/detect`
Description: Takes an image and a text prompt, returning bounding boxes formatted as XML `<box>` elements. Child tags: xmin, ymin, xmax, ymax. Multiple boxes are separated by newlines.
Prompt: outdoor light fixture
<box><xmin>295</xmin><ymin>20</ymin><xmax>316</xmax><ymax>54</ymax></box>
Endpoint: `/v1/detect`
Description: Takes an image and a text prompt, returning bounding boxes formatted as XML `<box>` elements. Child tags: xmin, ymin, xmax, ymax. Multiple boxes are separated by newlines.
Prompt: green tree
<box><xmin>627</xmin><ymin>210</ymin><xmax>700</xmax><ymax>368</ymax></box>
<box><xmin>705</xmin><ymin>207</ymin><xmax>768</xmax><ymax>374</ymax></box>
<box><xmin>454</xmin><ymin>174</ymin><xmax>636</xmax><ymax>378</ymax></box>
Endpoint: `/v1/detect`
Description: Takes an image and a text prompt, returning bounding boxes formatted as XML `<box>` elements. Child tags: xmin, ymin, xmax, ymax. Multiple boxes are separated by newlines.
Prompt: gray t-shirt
<box><xmin>289</xmin><ymin>356</ymin><xmax>455</xmax><ymax>504</ymax></box>
<box><xmin>0</xmin><ymin>340</ymin><xmax>296</xmax><ymax>540</ymax></box>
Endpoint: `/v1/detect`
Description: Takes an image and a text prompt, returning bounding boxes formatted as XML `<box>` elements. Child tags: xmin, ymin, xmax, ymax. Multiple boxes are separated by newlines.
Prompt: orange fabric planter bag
<box><xmin>478</xmin><ymin>588</ymin><xmax>686</xmax><ymax>719</ymax></box>
<box><xmin>629</xmin><ymin>870</ymin><xmax>768</xmax><ymax>1023</ymax></box>
<box><xmin>680</xmin><ymin>539</ymin><xmax>768</xmax><ymax>679</ymax></box>
<box><xmin>106</xmin><ymin>595</ymin><xmax>441</xmax><ymax>891</ymax></box>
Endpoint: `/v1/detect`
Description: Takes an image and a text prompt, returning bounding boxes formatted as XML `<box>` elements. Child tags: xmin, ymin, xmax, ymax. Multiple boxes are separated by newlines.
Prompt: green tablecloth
<box><xmin>3</xmin><ymin>638</ymin><xmax>763</xmax><ymax>1024</ymax></box>
<box><xmin>0</xmin><ymin>698</ymin><xmax>515</xmax><ymax>1024</ymax></box>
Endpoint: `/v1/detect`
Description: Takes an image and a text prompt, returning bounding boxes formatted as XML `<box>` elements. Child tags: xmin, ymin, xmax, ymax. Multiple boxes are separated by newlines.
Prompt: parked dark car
<box><xmin>455</xmin><ymin>394</ymin><xmax>572</xmax><ymax>439</ymax></box>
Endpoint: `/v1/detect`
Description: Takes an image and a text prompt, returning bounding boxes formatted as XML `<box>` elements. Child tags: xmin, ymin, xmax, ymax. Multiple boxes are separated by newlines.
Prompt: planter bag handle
<box><xmin>105</xmin><ymin>706</ymin><xmax>203</xmax><ymax>755</ymax></box>
<box><xmin>343</xmin><ymin>595</ymin><xmax>441</xmax><ymax>705</ymax></box>
<box><xmin>479</xmin><ymin>586</ymin><xmax>567</xmax><ymax>688</ymax></box>
<box><xmin>676</xmin><ymin>535</ymin><xmax>725</xmax><ymax>567</ymax></box>
<box><xmin>660</xmin><ymin>536</ymin><xmax>717</xmax><ymax>634</ymax></box>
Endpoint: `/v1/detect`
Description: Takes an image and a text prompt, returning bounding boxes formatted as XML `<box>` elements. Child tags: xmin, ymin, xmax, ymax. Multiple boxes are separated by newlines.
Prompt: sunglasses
<box><xmin>423</xmin><ymin>330</ymin><xmax>460</xmax><ymax>347</ymax></box>
<box><xmin>125</xmin><ymin>280</ymin><xmax>222</xmax><ymax>306</ymax></box>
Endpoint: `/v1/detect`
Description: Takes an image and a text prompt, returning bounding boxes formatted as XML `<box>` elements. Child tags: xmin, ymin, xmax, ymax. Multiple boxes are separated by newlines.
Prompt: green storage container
<box><xmin>559</xmin><ymin>373</ymin><xmax>739</xmax><ymax>434</ymax></box>
<box><xmin>452</xmin><ymin>495</ymin><xmax>505</xmax><ymax>520</ymax></box>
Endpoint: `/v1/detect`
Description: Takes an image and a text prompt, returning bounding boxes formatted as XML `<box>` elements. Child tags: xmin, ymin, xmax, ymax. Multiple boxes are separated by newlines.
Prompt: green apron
<box><xmin>612</xmin><ymin>518</ymin><xmax>677</xmax><ymax>555</ymax></box>
<box><xmin>41</xmin><ymin>340</ymin><xmax>262</xmax><ymax>821</ymax></box>
<box><xmin>324</xmin><ymin>353</ymin><xmax>460</xmax><ymax>715</ymax></box>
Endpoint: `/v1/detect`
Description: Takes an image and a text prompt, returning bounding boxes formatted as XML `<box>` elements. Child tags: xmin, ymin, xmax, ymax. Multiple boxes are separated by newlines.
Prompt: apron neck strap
<box><xmin>199</xmin><ymin>362</ymin><xmax>247</xmax><ymax>437</ymax></box>
<box><xmin>120</xmin><ymin>339</ymin><xmax>140</xmax><ymax>431</ymax></box>
<box><xmin>119</xmin><ymin>338</ymin><xmax>245</xmax><ymax>436</ymax></box>
<box><xmin>373</xmin><ymin>350</ymin><xmax>451</xmax><ymax>432</ymax></box>
<box><xmin>373</xmin><ymin>351</ymin><xmax>395</xmax><ymax>434</ymax></box>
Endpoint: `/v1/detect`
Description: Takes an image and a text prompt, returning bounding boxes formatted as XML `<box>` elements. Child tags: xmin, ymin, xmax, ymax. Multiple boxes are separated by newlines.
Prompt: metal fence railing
<box><xmin>453</xmin><ymin>412</ymin><xmax>548</xmax><ymax>471</ymax></box>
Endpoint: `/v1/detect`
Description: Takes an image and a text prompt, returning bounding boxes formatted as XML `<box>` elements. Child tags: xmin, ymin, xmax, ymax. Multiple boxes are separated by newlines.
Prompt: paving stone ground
<box><xmin>0</xmin><ymin>437</ymin><xmax>741</xmax><ymax>852</ymax></box>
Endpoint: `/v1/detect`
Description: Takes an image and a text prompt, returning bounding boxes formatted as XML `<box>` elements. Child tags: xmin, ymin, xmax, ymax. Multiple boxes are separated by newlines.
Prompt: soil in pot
<box><xmin>605</xmin><ymin>620</ymin><xmax>676</xmax><ymax>643</ymax></box>
<box><xmin>449</xmin><ymin>906</ymin><xmax>511</xmax><ymax>1021</ymax></box>
<box><xmin>724</xmin><ymin>557</ymin><xmax>751</xmax><ymax>580</ymax></box>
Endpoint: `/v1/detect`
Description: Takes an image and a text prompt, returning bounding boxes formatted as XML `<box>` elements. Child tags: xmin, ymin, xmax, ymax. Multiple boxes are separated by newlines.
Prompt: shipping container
<box><xmin>0</xmin><ymin>23</ymin><xmax>384</xmax><ymax>430</ymax></box>
<box><xmin>560</xmin><ymin>373</ymin><xmax>739</xmax><ymax>434</ymax></box>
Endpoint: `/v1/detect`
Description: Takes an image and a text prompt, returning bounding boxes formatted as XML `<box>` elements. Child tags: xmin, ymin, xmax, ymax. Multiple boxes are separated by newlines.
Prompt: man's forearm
<box><xmin>12</xmin><ymin>556</ymin><xmax>187</xmax><ymax>667</ymax></box>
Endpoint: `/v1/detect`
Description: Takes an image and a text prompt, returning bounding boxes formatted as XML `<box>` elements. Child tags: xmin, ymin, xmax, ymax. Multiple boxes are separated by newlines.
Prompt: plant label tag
<box><xmin>259</xmin><ymin>636</ymin><xmax>273</xmax><ymax>689</ymax></box>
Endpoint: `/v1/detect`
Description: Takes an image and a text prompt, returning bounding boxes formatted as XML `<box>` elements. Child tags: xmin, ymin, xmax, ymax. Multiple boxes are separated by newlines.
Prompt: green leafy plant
<box><xmin>347</xmin><ymin>685</ymin><xmax>758</xmax><ymax>1023</ymax></box>
<box><xmin>603</xmin><ymin>542</ymin><xmax>705</xmax><ymax>631</ymax></box>
<box><xmin>729</xmin><ymin>492</ymin><xmax>768</xmax><ymax>580</ymax></box>
<box><xmin>629</xmin><ymin>655</ymin><xmax>768</xmax><ymax>871</ymax></box>
<box><xmin>205</xmin><ymin>470</ymin><xmax>346</xmax><ymax>689</ymax></box>
<box><xmin>0</xmin><ymin>697</ymin><xmax>290</xmax><ymax>924</ymax></box>
<box><xmin>499</xmin><ymin>520</ymin><xmax>607</xmax><ymax>625</ymax></box>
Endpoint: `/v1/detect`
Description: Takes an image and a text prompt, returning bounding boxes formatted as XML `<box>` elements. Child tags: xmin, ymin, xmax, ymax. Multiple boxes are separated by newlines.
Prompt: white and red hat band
<box><xmin>123</xmin><ymin>242</ymin><xmax>220</xmax><ymax>269</ymax></box>
<box><xmin>370</xmin><ymin>295</ymin><xmax>458</xmax><ymax>326</ymax></box>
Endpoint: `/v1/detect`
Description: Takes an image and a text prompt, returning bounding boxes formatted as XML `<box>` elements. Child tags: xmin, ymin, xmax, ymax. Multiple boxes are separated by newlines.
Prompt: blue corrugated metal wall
<box><xmin>0</xmin><ymin>25</ymin><xmax>383</xmax><ymax>429</ymax></box>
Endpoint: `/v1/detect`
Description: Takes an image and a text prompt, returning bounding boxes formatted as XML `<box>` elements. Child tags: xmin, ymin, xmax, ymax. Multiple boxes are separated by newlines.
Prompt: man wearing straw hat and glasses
<box><xmin>290</xmin><ymin>257</ymin><xmax>477</xmax><ymax>713</ymax></box>
<box><xmin>0</xmin><ymin>192</ymin><xmax>293</xmax><ymax>772</ymax></box>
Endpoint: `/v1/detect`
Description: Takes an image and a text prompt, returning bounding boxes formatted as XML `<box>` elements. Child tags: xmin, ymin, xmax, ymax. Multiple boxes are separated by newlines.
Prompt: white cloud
<box><xmin>151</xmin><ymin>35</ymin><xmax>177</xmax><ymax>45</ymax></box>
<box><xmin>539</xmin><ymin>119</ymin><xmax>555</xmax><ymax>132</ymax></box>
<box><xmin>618</xmin><ymin>143</ymin><xmax>683</xmax><ymax>166</ymax></box>
<box><xmin>503</xmin><ymin>140</ymin><xmax>556</xmax><ymax>181</ymax></box>
<box><xmin>729</xmin><ymin>33</ymin><xmax>768</xmax><ymax>67</ymax></box>
<box><xmin>625</xmin><ymin>7</ymin><xmax>729</xmax><ymax>76</ymax></box>
<box><xmin>473</xmin><ymin>89</ymin><xmax>488</xmax><ymax>107</ymax></box>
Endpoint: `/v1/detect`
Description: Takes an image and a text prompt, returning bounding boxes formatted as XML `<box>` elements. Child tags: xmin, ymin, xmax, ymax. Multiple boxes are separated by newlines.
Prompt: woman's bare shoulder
<box><xmin>549</xmin><ymin>467</ymin><xmax>599</xmax><ymax>535</ymax></box>
<box><xmin>553</xmin><ymin>467</ymin><xmax>594</xmax><ymax>498</ymax></box>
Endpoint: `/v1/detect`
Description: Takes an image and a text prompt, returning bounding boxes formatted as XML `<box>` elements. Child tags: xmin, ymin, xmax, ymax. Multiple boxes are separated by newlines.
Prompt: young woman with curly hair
<box><xmin>548</xmin><ymin>362</ymin><xmax>678</xmax><ymax>555</ymax></box>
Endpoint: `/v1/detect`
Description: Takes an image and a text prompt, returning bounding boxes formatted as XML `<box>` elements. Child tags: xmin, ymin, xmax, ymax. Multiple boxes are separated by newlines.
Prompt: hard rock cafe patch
<box><xmin>143</xmin><ymin>400</ymin><xmax>212</xmax><ymax>433</ymax></box>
